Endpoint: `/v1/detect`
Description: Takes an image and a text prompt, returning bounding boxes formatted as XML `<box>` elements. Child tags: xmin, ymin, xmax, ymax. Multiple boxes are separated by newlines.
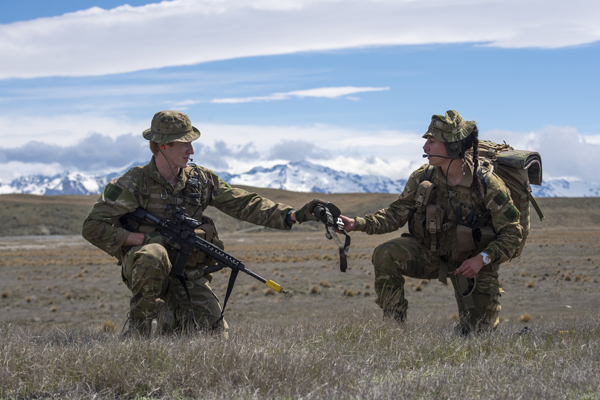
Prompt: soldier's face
<box><xmin>163</xmin><ymin>141</ymin><xmax>194</xmax><ymax>169</ymax></box>
<box><xmin>423</xmin><ymin>137</ymin><xmax>449</xmax><ymax>166</ymax></box>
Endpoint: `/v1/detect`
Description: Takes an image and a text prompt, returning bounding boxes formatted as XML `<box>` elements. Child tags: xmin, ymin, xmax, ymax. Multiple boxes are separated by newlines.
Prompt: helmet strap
<box><xmin>158</xmin><ymin>146</ymin><xmax>184</xmax><ymax>183</ymax></box>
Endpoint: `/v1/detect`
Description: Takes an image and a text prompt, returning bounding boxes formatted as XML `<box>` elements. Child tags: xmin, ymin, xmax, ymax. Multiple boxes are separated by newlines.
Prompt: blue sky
<box><xmin>0</xmin><ymin>0</ymin><xmax>599</xmax><ymax>185</ymax></box>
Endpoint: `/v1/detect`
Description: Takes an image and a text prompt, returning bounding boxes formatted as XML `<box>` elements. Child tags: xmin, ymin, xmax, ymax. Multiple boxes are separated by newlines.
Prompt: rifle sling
<box><xmin>174</xmin><ymin>274</ymin><xmax>201</xmax><ymax>331</ymax></box>
<box><xmin>212</xmin><ymin>267</ymin><xmax>239</xmax><ymax>330</ymax></box>
<box><xmin>326</xmin><ymin>225</ymin><xmax>351</xmax><ymax>273</ymax></box>
<box><xmin>527</xmin><ymin>191</ymin><xmax>545</xmax><ymax>221</ymax></box>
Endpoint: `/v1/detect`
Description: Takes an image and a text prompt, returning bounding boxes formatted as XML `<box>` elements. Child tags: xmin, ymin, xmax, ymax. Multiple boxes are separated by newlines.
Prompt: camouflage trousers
<box><xmin>371</xmin><ymin>234</ymin><xmax>501</xmax><ymax>334</ymax></box>
<box><xmin>121</xmin><ymin>243</ymin><xmax>226</xmax><ymax>333</ymax></box>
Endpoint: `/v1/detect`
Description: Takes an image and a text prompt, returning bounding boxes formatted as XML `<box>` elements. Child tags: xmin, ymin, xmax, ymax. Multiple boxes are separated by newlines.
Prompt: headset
<box><xmin>445</xmin><ymin>140</ymin><xmax>468</xmax><ymax>159</ymax></box>
<box><xmin>422</xmin><ymin>138</ymin><xmax>469</xmax><ymax>160</ymax></box>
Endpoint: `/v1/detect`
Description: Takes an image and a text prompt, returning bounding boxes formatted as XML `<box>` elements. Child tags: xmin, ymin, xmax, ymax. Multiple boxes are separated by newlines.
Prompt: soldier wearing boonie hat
<box><xmin>143</xmin><ymin>110</ymin><xmax>201</xmax><ymax>144</ymax></box>
<box><xmin>423</xmin><ymin>110</ymin><xmax>477</xmax><ymax>159</ymax></box>
<box><xmin>337</xmin><ymin>110</ymin><xmax>522</xmax><ymax>335</ymax></box>
<box><xmin>83</xmin><ymin>110</ymin><xmax>324</xmax><ymax>338</ymax></box>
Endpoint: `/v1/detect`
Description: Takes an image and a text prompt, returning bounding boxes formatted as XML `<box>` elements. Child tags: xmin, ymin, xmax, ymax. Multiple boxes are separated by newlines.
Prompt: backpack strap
<box><xmin>475</xmin><ymin>161</ymin><xmax>491</xmax><ymax>196</ymax></box>
<box><xmin>526</xmin><ymin>182</ymin><xmax>545</xmax><ymax>221</ymax></box>
<box><xmin>421</xmin><ymin>164</ymin><xmax>436</xmax><ymax>183</ymax></box>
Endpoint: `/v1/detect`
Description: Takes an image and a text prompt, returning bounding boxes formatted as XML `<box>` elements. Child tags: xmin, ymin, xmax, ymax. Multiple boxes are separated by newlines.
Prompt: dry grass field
<box><xmin>0</xmin><ymin>192</ymin><xmax>599</xmax><ymax>399</ymax></box>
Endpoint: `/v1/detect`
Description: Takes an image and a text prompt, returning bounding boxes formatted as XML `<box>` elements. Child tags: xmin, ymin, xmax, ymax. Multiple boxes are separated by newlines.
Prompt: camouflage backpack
<box><xmin>470</xmin><ymin>140</ymin><xmax>544</xmax><ymax>258</ymax></box>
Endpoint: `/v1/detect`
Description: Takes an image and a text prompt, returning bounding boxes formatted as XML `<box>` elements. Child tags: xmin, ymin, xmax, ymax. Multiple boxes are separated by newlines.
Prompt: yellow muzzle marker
<box><xmin>266</xmin><ymin>279</ymin><xmax>293</xmax><ymax>298</ymax></box>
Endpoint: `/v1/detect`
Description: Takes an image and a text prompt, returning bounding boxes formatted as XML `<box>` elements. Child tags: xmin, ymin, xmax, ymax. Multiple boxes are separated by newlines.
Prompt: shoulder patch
<box><xmin>503</xmin><ymin>203</ymin><xmax>519</xmax><ymax>222</ymax></box>
<box><xmin>105</xmin><ymin>184</ymin><xmax>123</xmax><ymax>202</ymax></box>
<box><xmin>493</xmin><ymin>192</ymin><xmax>507</xmax><ymax>206</ymax></box>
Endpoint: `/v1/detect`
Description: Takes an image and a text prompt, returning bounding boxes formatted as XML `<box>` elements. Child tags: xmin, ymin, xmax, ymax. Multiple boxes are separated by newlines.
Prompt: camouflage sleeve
<box><xmin>481</xmin><ymin>173</ymin><xmax>523</xmax><ymax>263</ymax></box>
<box><xmin>81</xmin><ymin>169</ymin><xmax>143</xmax><ymax>256</ymax></box>
<box><xmin>206</xmin><ymin>170</ymin><xmax>293</xmax><ymax>230</ymax></box>
<box><xmin>353</xmin><ymin>166</ymin><xmax>426</xmax><ymax>235</ymax></box>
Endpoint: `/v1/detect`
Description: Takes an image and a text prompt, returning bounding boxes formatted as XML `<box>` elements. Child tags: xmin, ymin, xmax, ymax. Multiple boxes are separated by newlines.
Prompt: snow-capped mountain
<box><xmin>221</xmin><ymin>161</ymin><xmax>406</xmax><ymax>194</ymax></box>
<box><xmin>0</xmin><ymin>172</ymin><xmax>111</xmax><ymax>196</ymax></box>
<box><xmin>0</xmin><ymin>160</ymin><xmax>597</xmax><ymax>197</ymax></box>
<box><xmin>531</xmin><ymin>178</ymin><xmax>600</xmax><ymax>197</ymax></box>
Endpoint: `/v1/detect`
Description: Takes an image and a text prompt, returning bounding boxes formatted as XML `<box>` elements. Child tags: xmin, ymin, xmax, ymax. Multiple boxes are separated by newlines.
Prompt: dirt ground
<box><xmin>1</xmin><ymin>224</ymin><xmax>599</xmax><ymax>331</ymax></box>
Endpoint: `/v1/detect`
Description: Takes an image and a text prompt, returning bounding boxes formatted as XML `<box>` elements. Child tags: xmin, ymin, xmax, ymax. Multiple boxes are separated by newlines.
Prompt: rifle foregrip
<box><xmin>171</xmin><ymin>250</ymin><xmax>189</xmax><ymax>278</ymax></box>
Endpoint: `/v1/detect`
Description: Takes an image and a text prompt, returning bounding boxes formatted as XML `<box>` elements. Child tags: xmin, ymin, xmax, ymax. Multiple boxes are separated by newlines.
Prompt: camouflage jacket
<box><xmin>354</xmin><ymin>161</ymin><xmax>522</xmax><ymax>265</ymax></box>
<box><xmin>82</xmin><ymin>157</ymin><xmax>293</xmax><ymax>259</ymax></box>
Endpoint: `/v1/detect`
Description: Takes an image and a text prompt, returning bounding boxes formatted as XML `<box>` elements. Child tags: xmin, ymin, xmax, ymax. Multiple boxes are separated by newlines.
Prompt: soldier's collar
<box><xmin>434</xmin><ymin>157</ymin><xmax>474</xmax><ymax>188</ymax></box>
<box><xmin>148</xmin><ymin>156</ymin><xmax>188</xmax><ymax>190</ymax></box>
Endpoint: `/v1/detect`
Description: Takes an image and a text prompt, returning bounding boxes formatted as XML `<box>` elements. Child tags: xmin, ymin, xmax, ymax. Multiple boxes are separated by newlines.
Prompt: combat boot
<box><xmin>383</xmin><ymin>309</ymin><xmax>406</xmax><ymax>324</ymax></box>
<box><xmin>453</xmin><ymin>324</ymin><xmax>470</xmax><ymax>337</ymax></box>
<box><xmin>122</xmin><ymin>313</ymin><xmax>152</xmax><ymax>338</ymax></box>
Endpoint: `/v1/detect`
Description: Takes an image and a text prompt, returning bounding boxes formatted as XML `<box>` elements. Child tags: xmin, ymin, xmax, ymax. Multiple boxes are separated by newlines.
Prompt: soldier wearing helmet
<box><xmin>82</xmin><ymin>110</ymin><xmax>321</xmax><ymax>337</ymax></box>
<box><xmin>340</xmin><ymin>110</ymin><xmax>522</xmax><ymax>335</ymax></box>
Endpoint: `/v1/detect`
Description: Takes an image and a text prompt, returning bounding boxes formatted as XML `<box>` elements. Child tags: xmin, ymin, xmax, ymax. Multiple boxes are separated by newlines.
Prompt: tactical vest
<box><xmin>125</xmin><ymin>162</ymin><xmax>224</xmax><ymax>267</ymax></box>
<box><xmin>409</xmin><ymin>164</ymin><xmax>496</xmax><ymax>263</ymax></box>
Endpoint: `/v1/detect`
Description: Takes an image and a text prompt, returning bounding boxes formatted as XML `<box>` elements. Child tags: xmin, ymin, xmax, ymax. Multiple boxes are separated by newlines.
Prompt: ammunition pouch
<box><xmin>458</xmin><ymin>224</ymin><xmax>477</xmax><ymax>253</ymax></box>
<box><xmin>425</xmin><ymin>204</ymin><xmax>444</xmax><ymax>252</ymax></box>
<box><xmin>453</xmin><ymin>224</ymin><xmax>496</xmax><ymax>262</ymax></box>
<box><xmin>474</xmin><ymin>226</ymin><xmax>496</xmax><ymax>254</ymax></box>
<box><xmin>411</xmin><ymin>180</ymin><xmax>438</xmax><ymax>243</ymax></box>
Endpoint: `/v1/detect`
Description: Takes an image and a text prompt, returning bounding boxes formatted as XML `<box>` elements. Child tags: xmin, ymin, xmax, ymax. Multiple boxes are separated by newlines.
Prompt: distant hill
<box><xmin>0</xmin><ymin>190</ymin><xmax>596</xmax><ymax>237</ymax></box>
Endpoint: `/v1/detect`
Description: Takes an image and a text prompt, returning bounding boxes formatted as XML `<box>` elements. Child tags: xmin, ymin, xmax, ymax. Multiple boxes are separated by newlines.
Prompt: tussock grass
<box><xmin>309</xmin><ymin>285</ymin><xmax>322</xmax><ymax>295</ymax></box>
<box><xmin>1</xmin><ymin>314</ymin><xmax>600</xmax><ymax>399</ymax></box>
<box><xmin>520</xmin><ymin>313</ymin><xmax>532</xmax><ymax>322</ymax></box>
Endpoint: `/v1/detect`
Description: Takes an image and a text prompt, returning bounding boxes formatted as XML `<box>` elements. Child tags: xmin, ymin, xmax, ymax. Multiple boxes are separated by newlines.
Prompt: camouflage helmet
<box><xmin>422</xmin><ymin>110</ymin><xmax>475</xmax><ymax>143</ymax></box>
<box><xmin>143</xmin><ymin>110</ymin><xmax>200</xmax><ymax>144</ymax></box>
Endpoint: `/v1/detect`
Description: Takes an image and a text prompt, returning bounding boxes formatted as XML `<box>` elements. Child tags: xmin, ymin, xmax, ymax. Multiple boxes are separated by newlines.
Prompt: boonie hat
<box><xmin>423</xmin><ymin>110</ymin><xmax>475</xmax><ymax>143</ymax></box>
<box><xmin>143</xmin><ymin>110</ymin><xmax>201</xmax><ymax>144</ymax></box>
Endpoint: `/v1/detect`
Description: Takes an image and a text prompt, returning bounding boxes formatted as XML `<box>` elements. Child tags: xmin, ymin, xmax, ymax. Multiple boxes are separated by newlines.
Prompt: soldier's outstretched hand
<box><xmin>339</xmin><ymin>215</ymin><xmax>356</xmax><ymax>232</ymax></box>
<box><xmin>295</xmin><ymin>199</ymin><xmax>326</xmax><ymax>224</ymax></box>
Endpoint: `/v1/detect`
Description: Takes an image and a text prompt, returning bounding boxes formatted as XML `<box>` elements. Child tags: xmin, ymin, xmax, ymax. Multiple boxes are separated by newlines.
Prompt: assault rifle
<box><xmin>121</xmin><ymin>207</ymin><xmax>292</xmax><ymax>328</ymax></box>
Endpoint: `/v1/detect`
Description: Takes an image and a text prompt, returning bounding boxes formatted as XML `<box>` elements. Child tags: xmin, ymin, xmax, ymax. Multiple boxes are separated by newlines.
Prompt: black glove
<box><xmin>295</xmin><ymin>199</ymin><xmax>326</xmax><ymax>224</ymax></box>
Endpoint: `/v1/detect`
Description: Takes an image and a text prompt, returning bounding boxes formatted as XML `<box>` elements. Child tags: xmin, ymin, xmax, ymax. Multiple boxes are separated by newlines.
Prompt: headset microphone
<box><xmin>423</xmin><ymin>154</ymin><xmax>453</xmax><ymax>159</ymax></box>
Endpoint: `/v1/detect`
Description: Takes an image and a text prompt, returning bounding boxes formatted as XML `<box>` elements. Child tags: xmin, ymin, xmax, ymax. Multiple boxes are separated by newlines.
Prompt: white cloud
<box><xmin>1</xmin><ymin>0</ymin><xmax>598</xmax><ymax>79</ymax></box>
<box><xmin>581</xmin><ymin>135</ymin><xmax>600</xmax><ymax>145</ymax></box>
<box><xmin>0</xmin><ymin>162</ymin><xmax>65</xmax><ymax>183</ymax></box>
<box><xmin>0</xmin><ymin>114</ymin><xmax>149</xmax><ymax>148</ymax></box>
<box><xmin>170</xmin><ymin>99</ymin><xmax>204</xmax><ymax>108</ymax></box>
<box><xmin>210</xmin><ymin>86</ymin><xmax>389</xmax><ymax>103</ymax></box>
<box><xmin>482</xmin><ymin>125</ymin><xmax>600</xmax><ymax>182</ymax></box>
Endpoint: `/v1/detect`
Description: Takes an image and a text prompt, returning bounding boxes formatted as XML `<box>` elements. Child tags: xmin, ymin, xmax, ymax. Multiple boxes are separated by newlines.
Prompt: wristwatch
<box><xmin>285</xmin><ymin>209</ymin><xmax>296</xmax><ymax>225</ymax></box>
<box><xmin>479</xmin><ymin>252</ymin><xmax>492</xmax><ymax>265</ymax></box>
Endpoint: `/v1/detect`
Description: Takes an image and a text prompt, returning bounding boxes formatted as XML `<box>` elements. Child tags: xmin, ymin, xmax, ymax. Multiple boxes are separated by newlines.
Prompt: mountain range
<box><xmin>0</xmin><ymin>160</ymin><xmax>597</xmax><ymax>197</ymax></box>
